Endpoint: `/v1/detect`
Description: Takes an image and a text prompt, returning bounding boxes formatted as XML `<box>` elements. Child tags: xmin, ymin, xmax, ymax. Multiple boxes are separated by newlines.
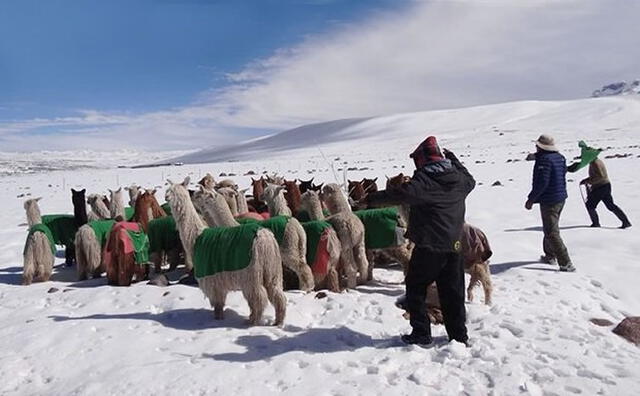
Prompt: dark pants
<box><xmin>586</xmin><ymin>183</ymin><xmax>630</xmax><ymax>226</ymax></box>
<box><xmin>405</xmin><ymin>248</ymin><xmax>467</xmax><ymax>342</ymax></box>
<box><xmin>540</xmin><ymin>202</ymin><xmax>572</xmax><ymax>267</ymax></box>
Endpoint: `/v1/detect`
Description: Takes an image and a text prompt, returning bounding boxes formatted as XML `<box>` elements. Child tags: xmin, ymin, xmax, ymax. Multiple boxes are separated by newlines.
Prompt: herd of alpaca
<box><xmin>21</xmin><ymin>173</ymin><xmax>493</xmax><ymax>326</ymax></box>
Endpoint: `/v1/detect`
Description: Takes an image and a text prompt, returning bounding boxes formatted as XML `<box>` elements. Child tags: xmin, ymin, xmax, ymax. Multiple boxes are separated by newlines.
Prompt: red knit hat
<box><xmin>410</xmin><ymin>136</ymin><xmax>444</xmax><ymax>167</ymax></box>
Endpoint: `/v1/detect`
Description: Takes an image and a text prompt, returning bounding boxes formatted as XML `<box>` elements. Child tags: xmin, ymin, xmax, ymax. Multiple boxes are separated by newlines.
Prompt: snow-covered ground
<box><xmin>1</xmin><ymin>97</ymin><xmax>639</xmax><ymax>395</ymax></box>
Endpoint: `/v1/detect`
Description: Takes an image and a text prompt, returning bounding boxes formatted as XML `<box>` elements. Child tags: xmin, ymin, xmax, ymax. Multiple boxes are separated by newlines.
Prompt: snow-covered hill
<box><xmin>592</xmin><ymin>80</ymin><xmax>640</xmax><ymax>97</ymax></box>
<box><xmin>172</xmin><ymin>96</ymin><xmax>640</xmax><ymax>165</ymax></box>
<box><xmin>1</xmin><ymin>97</ymin><xmax>639</xmax><ymax>395</ymax></box>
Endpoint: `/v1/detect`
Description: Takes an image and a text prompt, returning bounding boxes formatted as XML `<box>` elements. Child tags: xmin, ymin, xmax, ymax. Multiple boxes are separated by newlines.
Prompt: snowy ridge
<box><xmin>172</xmin><ymin>96</ymin><xmax>640</xmax><ymax>164</ymax></box>
<box><xmin>592</xmin><ymin>80</ymin><xmax>640</xmax><ymax>97</ymax></box>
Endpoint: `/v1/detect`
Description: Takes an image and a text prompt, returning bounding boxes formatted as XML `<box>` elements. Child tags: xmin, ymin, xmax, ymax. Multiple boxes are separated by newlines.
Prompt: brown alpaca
<box><xmin>103</xmin><ymin>222</ymin><xmax>147</xmax><ymax>286</ymax></box>
<box><xmin>283</xmin><ymin>179</ymin><xmax>301</xmax><ymax>214</ymax></box>
<box><xmin>461</xmin><ymin>223</ymin><xmax>493</xmax><ymax>305</ymax></box>
<box><xmin>250</xmin><ymin>177</ymin><xmax>268</xmax><ymax>213</ymax></box>
<box><xmin>133</xmin><ymin>190</ymin><xmax>166</xmax><ymax>232</ymax></box>
<box><xmin>361</xmin><ymin>177</ymin><xmax>379</xmax><ymax>194</ymax></box>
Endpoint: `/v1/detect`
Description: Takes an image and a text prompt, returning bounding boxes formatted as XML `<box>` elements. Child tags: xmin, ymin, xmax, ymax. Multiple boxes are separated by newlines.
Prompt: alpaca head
<box><xmin>386</xmin><ymin>173</ymin><xmax>410</xmax><ymax>189</ymax></box>
<box><xmin>322</xmin><ymin>183</ymin><xmax>350</xmax><ymax>213</ymax></box>
<box><xmin>71</xmin><ymin>188</ymin><xmax>86</xmax><ymax>208</ymax></box>
<box><xmin>198</xmin><ymin>173</ymin><xmax>215</xmax><ymax>191</ymax></box>
<box><xmin>348</xmin><ymin>180</ymin><xmax>367</xmax><ymax>201</ymax></box>
<box><xmin>87</xmin><ymin>194</ymin><xmax>99</xmax><ymax>205</ymax></box>
<box><xmin>109</xmin><ymin>187</ymin><xmax>123</xmax><ymax>205</ymax></box>
<box><xmin>24</xmin><ymin>197</ymin><xmax>42</xmax><ymax>212</ymax></box>
<box><xmin>251</xmin><ymin>176</ymin><xmax>268</xmax><ymax>201</ymax></box>
<box><xmin>310</xmin><ymin>182</ymin><xmax>324</xmax><ymax>192</ymax></box>
<box><xmin>299</xmin><ymin>178</ymin><xmax>314</xmax><ymax>194</ymax></box>
<box><xmin>165</xmin><ymin>177</ymin><xmax>191</xmax><ymax>207</ymax></box>
<box><xmin>300</xmin><ymin>190</ymin><xmax>321</xmax><ymax>213</ymax></box>
<box><xmin>125</xmin><ymin>184</ymin><xmax>141</xmax><ymax>207</ymax></box>
<box><xmin>24</xmin><ymin>197</ymin><xmax>43</xmax><ymax>225</ymax></box>
<box><xmin>262</xmin><ymin>184</ymin><xmax>287</xmax><ymax>205</ymax></box>
<box><xmin>215</xmin><ymin>179</ymin><xmax>237</xmax><ymax>190</ymax></box>
<box><xmin>361</xmin><ymin>177</ymin><xmax>379</xmax><ymax>193</ymax></box>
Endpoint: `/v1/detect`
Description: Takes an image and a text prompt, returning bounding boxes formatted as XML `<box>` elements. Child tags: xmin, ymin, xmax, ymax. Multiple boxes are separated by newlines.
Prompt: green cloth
<box><xmin>124</xmin><ymin>207</ymin><xmax>135</xmax><ymax>221</ymax></box>
<box><xmin>24</xmin><ymin>224</ymin><xmax>57</xmax><ymax>256</ymax></box>
<box><xmin>88</xmin><ymin>220</ymin><xmax>116</xmax><ymax>248</ymax></box>
<box><xmin>237</xmin><ymin>217</ymin><xmax>260</xmax><ymax>225</ymax></box>
<box><xmin>126</xmin><ymin>229</ymin><xmax>150</xmax><ymax>265</ymax></box>
<box><xmin>161</xmin><ymin>203</ymin><xmax>172</xmax><ymax>216</ymax></box>
<box><xmin>354</xmin><ymin>207</ymin><xmax>399</xmax><ymax>249</ymax></box>
<box><xmin>568</xmin><ymin>140</ymin><xmax>601</xmax><ymax>172</ymax></box>
<box><xmin>42</xmin><ymin>214</ymin><xmax>77</xmax><ymax>247</ymax></box>
<box><xmin>302</xmin><ymin>220</ymin><xmax>332</xmax><ymax>265</ymax></box>
<box><xmin>148</xmin><ymin>216</ymin><xmax>180</xmax><ymax>253</ymax></box>
<box><xmin>193</xmin><ymin>223</ymin><xmax>261</xmax><ymax>278</ymax></box>
<box><xmin>255</xmin><ymin>215</ymin><xmax>290</xmax><ymax>244</ymax></box>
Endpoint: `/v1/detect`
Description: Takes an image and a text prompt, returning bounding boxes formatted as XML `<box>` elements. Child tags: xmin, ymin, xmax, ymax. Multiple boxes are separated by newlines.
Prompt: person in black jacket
<box><xmin>366</xmin><ymin>136</ymin><xmax>475</xmax><ymax>346</ymax></box>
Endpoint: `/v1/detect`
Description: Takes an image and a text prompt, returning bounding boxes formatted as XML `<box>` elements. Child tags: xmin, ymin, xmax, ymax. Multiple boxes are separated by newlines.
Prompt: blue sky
<box><xmin>0</xmin><ymin>0</ymin><xmax>400</xmax><ymax>120</ymax></box>
<box><xmin>1</xmin><ymin>0</ymin><xmax>639</xmax><ymax>151</ymax></box>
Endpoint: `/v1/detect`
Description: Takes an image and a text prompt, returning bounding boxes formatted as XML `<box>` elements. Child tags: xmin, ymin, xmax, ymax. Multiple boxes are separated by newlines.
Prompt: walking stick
<box><xmin>579</xmin><ymin>183</ymin><xmax>588</xmax><ymax>205</ymax></box>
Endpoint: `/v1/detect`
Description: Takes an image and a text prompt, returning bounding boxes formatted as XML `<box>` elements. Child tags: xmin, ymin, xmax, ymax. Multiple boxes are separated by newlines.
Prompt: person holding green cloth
<box><xmin>568</xmin><ymin>141</ymin><xmax>631</xmax><ymax>229</ymax></box>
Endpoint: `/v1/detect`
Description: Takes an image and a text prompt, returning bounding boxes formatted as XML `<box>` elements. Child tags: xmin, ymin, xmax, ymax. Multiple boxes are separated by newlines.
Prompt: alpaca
<box><xmin>167</xmin><ymin>177</ymin><xmax>286</xmax><ymax>325</ymax></box>
<box><xmin>109</xmin><ymin>188</ymin><xmax>126</xmax><ymax>220</ymax></box>
<box><xmin>103</xmin><ymin>221</ymin><xmax>148</xmax><ymax>286</ymax></box>
<box><xmin>22</xmin><ymin>198</ymin><xmax>55</xmax><ymax>285</ymax></box>
<box><xmin>147</xmin><ymin>216</ymin><xmax>183</xmax><ymax>273</ymax></box>
<box><xmin>75</xmin><ymin>219</ymin><xmax>114</xmax><ymax>280</ymax></box>
<box><xmin>283</xmin><ymin>179</ymin><xmax>301</xmax><ymax>215</ymax></box>
<box><xmin>133</xmin><ymin>190</ymin><xmax>169</xmax><ymax>274</ymax></box>
<box><xmin>348</xmin><ymin>180</ymin><xmax>368</xmax><ymax>211</ymax></box>
<box><xmin>72</xmin><ymin>189</ymin><xmax>88</xmax><ymax>226</ymax></box>
<box><xmin>237</xmin><ymin>188</ymin><xmax>250</xmax><ymax>214</ymax></box>
<box><xmin>321</xmin><ymin>183</ymin><xmax>369</xmax><ymax>287</ymax></box>
<box><xmin>250</xmin><ymin>177</ymin><xmax>268</xmax><ymax>213</ymax></box>
<box><xmin>261</xmin><ymin>184</ymin><xmax>315</xmax><ymax>291</ymax></box>
<box><xmin>195</xmin><ymin>185</ymin><xmax>314</xmax><ymax>292</ymax></box>
<box><xmin>87</xmin><ymin>194</ymin><xmax>110</xmax><ymax>220</ymax></box>
<box><xmin>216</xmin><ymin>179</ymin><xmax>237</xmax><ymax>190</ymax></box>
<box><xmin>299</xmin><ymin>191</ymin><xmax>343</xmax><ymax>292</ymax></box>
<box><xmin>461</xmin><ymin>223</ymin><xmax>493</xmax><ymax>305</ymax></box>
<box><xmin>299</xmin><ymin>178</ymin><xmax>314</xmax><ymax>194</ymax></box>
<box><xmin>198</xmin><ymin>173</ymin><xmax>216</xmax><ymax>191</ymax></box>
<box><xmin>125</xmin><ymin>184</ymin><xmax>142</xmax><ymax>207</ymax></box>
<box><xmin>361</xmin><ymin>177</ymin><xmax>379</xmax><ymax>194</ymax></box>
<box><xmin>216</xmin><ymin>187</ymin><xmax>239</xmax><ymax>217</ymax></box>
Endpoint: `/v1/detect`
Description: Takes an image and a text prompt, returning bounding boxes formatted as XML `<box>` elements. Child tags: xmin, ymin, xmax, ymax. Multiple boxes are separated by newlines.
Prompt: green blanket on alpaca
<box><xmin>42</xmin><ymin>214</ymin><xmax>77</xmax><ymax>246</ymax></box>
<box><xmin>296</xmin><ymin>209</ymin><xmax>330</xmax><ymax>223</ymax></box>
<box><xmin>127</xmin><ymin>229</ymin><xmax>150</xmax><ymax>264</ymax></box>
<box><xmin>354</xmin><ymin>207</ymin><xmax>399</xmax><ymax>249</ymax></box>
<box><xmin>236</xmin><ymin>216</ymin><xmax>290</xmax><ymax>244</ymax></box>
<box><xmin>302</xmin><ymin>220</ymin><xmax>332</xmax><ymax>265</ymax></box>
<box><xmin>148</xmin><ymin>216</ymin><xmax>180</xmax><ymax>253</ymax></box>
<box><xmin>124</xmin><ymin>207</ymin><xmax>135</xmax><ymax>221</ymax></box>
<box><xmin>568</xmin><ymin>140</ymin><xmax>601</xmax><ymax>173</ymax></box>
<box><xmin>88</xmin><ymin>220</ymin><xmax>116</xmax><ymax>248</ymax></box>
<box><xmin>161</xmin><ymin>203</ymin><xmax>172</xmax><ymax>216</ymax></box>
<box><xmin>24</xmin><ymin>224</ymin><xmax>57</xmax><ymax>256</ymax></box>
<box><xmin>193</xmin><ymin>223</ymin><xmax>261</xmax><ymax>278</ymax></box>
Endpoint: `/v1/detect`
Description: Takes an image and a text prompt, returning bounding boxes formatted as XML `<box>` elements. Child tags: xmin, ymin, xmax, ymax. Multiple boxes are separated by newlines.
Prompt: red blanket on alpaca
<box><xmin>103</xmin><ymin>222</ymin><xmax>147</xmax><ymax>286</ymax></box>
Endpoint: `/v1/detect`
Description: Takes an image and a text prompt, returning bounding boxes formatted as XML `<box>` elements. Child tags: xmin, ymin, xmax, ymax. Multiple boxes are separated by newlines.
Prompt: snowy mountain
<box><xmin>592</xmin><ymin>80</ymin><xmax>640</xmax><ymax>97</ymax></box>
<box><xmin>171</xmin><ymin>96</ymin><xmax>640</xmax><ymax>165</ymax></box>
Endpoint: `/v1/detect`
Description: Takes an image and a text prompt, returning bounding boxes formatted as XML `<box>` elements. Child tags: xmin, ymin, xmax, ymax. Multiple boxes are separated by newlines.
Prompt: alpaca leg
<box><xmin>339</xmin><ymin>249</ymin><xmax>357</xmax><ymax>289</ymax></box>
<box><xmin>282</xmin><ymin>254</ymin><xmax>314</xmax><ymax>292</ymax></box>
<box><xmin>211</xmin><ymin>288</ymin><xmax>227</xmax><ymax>320</ymax></box>
<box><xmin>325</xmin><ymin>267</ymin><xmax>340</xmax><ymax>293</ymax></box>
<box><xmin>466</xmin><ymin>264</ymin><xmax>481</xmax><ymax>303</ymax></box>
<box><xmin>479</xmin><ymin>262</ymin><xmax>493</xmax><ymax>305</ymax></box>
<box><xmin>354</xmin><ymin>242</ymin><xmax>370</xmax><ymax>285</ymax></box>
<box><xmin>168</xmin><ymin>247</ymin><xmax>181</xmax><ymax>271</ymax></box>
<box><xmin>22</xmin><ymin>241</ymin><xmax>35</xmax><ymax>285</ymax></box>
<box><xmin>365</xmin><ymin>250</ymin><xmax>375</xmax><ymax>281</ymax></box>
<box><xmin>265</xmin><ymin>284</ymin><xmax>287</xmax><ymax>326</ymax></box>
<box><xmin>76</xmin><ymin>243</ymin><xmax>87</xmax><ymax>281</ymax></box>
<box><xmin>151</xmin><ymin>252</ymin><xmax>162</xmax><ymax>274</ymax></box>
<box><xmin>244</xmin><ymin>285</ymin><xmax>268</xmax><ymax>325</ymax></box>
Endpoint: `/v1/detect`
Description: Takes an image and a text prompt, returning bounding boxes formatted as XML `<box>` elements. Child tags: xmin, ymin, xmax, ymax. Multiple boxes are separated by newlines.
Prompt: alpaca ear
<box><xmin>151</xmin><ymin>189</ymin><xmax>157</xmax><ymax>195</ymax></box>
<box><xmin>182</xmin><ymin>177</ymin><xmax>190</xmax><ymax>187</ymax></box>
<box><xmin>124</xmin><ymin>186</ymin><xmax>130</xmax><ymax>191</ymax></box>
<box><xmin>167</xmin><ymin>179</ymin><xmax>174</xmax><ymax>185</ymax></box>
<box><xmin>81</xmin><ymin>189</ymin><xmax>86</xmax><ymax>193</ymax></box>
<box><xmin>108</xmin><ymin>189</ymin><xmax>113</xmax><ymax>194</ymax></box>
<box><xmin>373</xmin><ymin>177</ymin><xmax>378</xmax><ymax>182</ymax></box>
<box><xmin>72</xmin><ymin>188</ymin><xmax>77</xmax><ymax>193</ymax></box>
<box><xmin>35</xmin><ymin>197</ymin><xmax>42</xmax><ymax>202</ymax></box>
<box><xmin>276</xmin><ymin>185</ymin><xmax>286</xmax><ymax>195</ymax></box>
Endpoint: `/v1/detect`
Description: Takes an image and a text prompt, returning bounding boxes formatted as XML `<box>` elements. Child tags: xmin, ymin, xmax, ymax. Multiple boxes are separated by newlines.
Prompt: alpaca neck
<box><xmin>268</xmin><ymin>194</ymin><xmax>292</xmax><ymax>217</ymax></box>
<box><xmin>211</xmin><ymin>197</ymin><xmax>240</xmax><ymax>227</ymax></box>
<box><xmin>171</xmin><ymin>189</ymin><xmax>206</xmax><ymax>250</ymax></box>
<box><xmin>110</xmin><ymin>195</ymin><xmax>125</xmax><ymax>219</ymax></box>
<box><xmin>74</xmin><ymin>202</ymin><xmax>88</xmax><ymax>226</ymax></box>
<box><xmin>302</xmin><ymin>197</ymin><xmax>325</xmax><ymax>220</ymax></box>
<box><xmin>237</xmin><ymin>194</ymin><xmax>249</xmax><ymax>214</ymax></box>
<box><xmin>226</xmin><ymin>196</ymin><xmax>239</xmax><ymax>217</ymax></box>
<box><xmin>26</xmin><ymin>205</ymin><xmax>42</xmax><ymax>227</ymax></box>
<box><xmin>91</xmin><ymin>200</ymin><xmax>110</xmax><ymax>219</ymax></box>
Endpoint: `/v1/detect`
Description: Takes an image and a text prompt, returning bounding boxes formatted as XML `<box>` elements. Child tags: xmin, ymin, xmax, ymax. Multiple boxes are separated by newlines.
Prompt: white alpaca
<box><xmin>236</xmin><ymin>188</ymin><xmax>250</xmax><ymax>214</ymax></box>
<box><xmin>75</xmin><ymin>223</ymin><xmax>104</xmax><ymax>280</ymax></box>
<box><xmin>22</xmin><ymin>198</ymin><xmax>55</xmax><ymax>285</ymax></box>
<box><xmin>299</xmin><ymin>191</ymin><xmax>342</xmax><ymax>292</ymax></box>
<box><xmin>87</xmin><ymin>194</ymin><xmax>110</xmax><ymax>220</ymax></box>
<box><xmin>109</xmin><ymin>188</ymin><xmax>125</xmax><ymax>220</ymax></box>
<box><xmin>167</xmin><ymin>177</ymin><xmax>286</xmax><ymax>325</ymax></box>
<box><xmin>216</xmin><ymin>187</ymin><xmax>239</xmax><ymax>217</ymax></box>
<box><xmin>216</xmin><ymin>179</ymin><xmax>237</xmax><ymax>190</ymax></box>
<box><xmin>125</xmin><ymin>184</ymin><xmax>142</xmax><ymax>207</ymax></box>
<box><xmin>261</xmin><ymin>185</ymin><xmax>315</xmax><ymax>291</ymax></box>
<box><xmin>321</xmin><ymin>183</ymin><xmax>369</xmax><ymax>287</ymax></box>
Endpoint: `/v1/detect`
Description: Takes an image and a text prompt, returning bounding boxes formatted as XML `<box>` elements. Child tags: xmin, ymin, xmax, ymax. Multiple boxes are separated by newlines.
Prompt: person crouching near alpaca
<box><xmin>366</xmin><ymin>136</ymin><xmax>475</xmax><ymax>346</ymax></box>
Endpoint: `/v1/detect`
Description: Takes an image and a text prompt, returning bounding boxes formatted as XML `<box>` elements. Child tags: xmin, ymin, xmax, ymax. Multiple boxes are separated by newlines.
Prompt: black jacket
<box><xmin>367</xmin><ymin>153</ymin><xmax>475</xmax><ymax>252</ymax></box>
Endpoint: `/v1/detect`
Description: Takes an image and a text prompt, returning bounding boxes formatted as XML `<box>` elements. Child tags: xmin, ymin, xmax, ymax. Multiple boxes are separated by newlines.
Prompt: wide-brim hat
<box><xmin>535</xmin><ymin>134</ymin><xmax>558</xmax><ymax>152</ymax></box>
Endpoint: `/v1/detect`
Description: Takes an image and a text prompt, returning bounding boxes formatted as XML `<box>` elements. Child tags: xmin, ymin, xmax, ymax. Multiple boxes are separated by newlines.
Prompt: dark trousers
<box><xmin>405</xmin><ymin>248</ymin><xmax>467</xmax><ymax>342</ymax></box>
<box><xmin>540</xmin><ymin>202</ymin><xmax>572</xmax><ymax>267</ymax></box>
<box><xmin>586</xmin><ymin>183</ymin><xmax>630</xmax><ymax>226</ymax></box>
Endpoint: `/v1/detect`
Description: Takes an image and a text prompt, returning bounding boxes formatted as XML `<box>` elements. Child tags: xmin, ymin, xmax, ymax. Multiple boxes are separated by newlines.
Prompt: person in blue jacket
<box><xmin>525</xmin><ymin>134</ymin><xmax>576</xmax><ymax>272</ymax></box>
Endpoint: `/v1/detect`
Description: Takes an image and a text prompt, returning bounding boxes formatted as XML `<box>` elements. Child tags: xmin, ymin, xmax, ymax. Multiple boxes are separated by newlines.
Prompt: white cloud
<box><xmin>2</xmin><ymin>0</ymin><xmax>639</xmax><ymax>151</ymax></box>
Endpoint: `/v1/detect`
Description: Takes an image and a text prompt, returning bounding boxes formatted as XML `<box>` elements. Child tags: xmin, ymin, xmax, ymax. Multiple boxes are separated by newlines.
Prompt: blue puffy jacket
<box><xmin>528</xmin><ymin>151</ymin><xmax>568</xmax><ymax>205</ymax></box>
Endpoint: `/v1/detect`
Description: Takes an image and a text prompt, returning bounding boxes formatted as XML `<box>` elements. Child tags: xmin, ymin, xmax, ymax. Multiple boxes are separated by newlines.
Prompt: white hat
<box><xmin>535</xmin><ymin>134</ymin><xmax>558</xmax><ymax>152</ymax></box>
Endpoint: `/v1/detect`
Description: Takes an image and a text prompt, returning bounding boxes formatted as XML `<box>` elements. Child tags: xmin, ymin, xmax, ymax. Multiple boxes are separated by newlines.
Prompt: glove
<box><xmin>442</xmin><ymin>148</ymin><xmax>457</xmax><ymax>161</ymax></box>
<box><xmin>567</xmin><ymin>163</ymin><xmax>579</xmax><ymax>173</ymax></box>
